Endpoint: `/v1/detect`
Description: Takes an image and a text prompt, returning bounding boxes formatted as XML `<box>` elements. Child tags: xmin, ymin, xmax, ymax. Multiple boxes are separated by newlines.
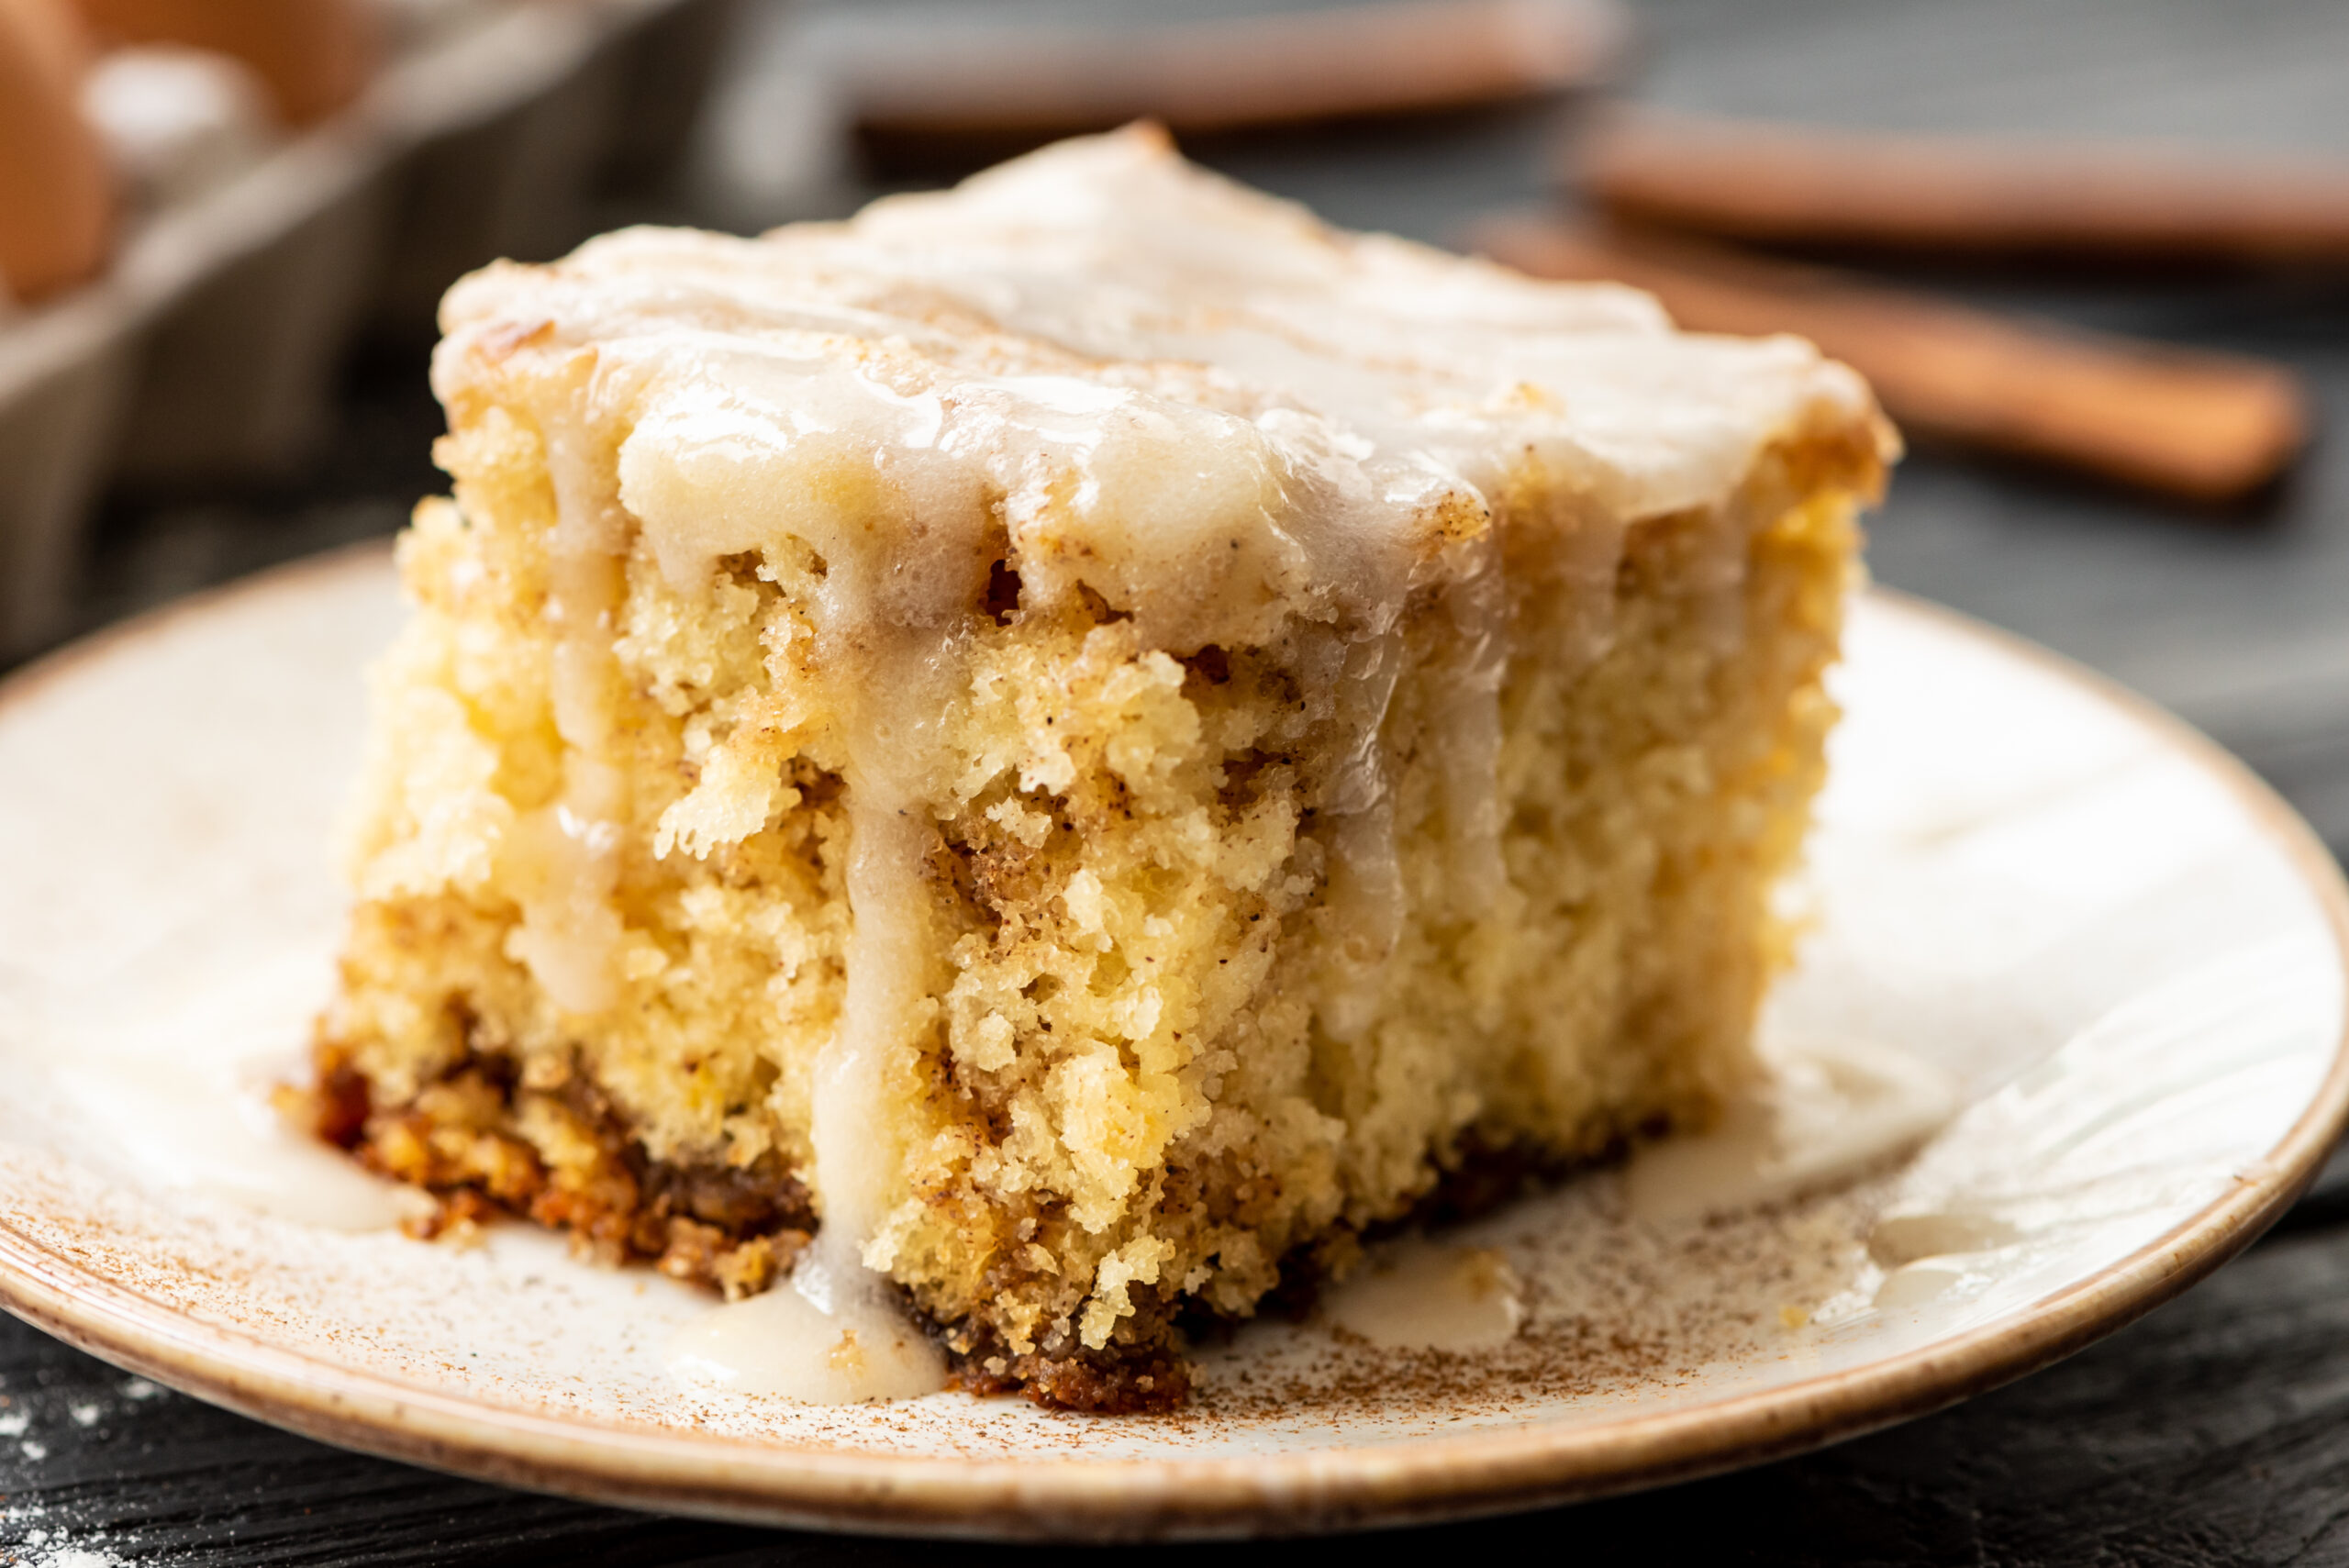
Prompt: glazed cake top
<box><xmin>434</xmin><ymin>124</ymin><xmax>1883</xmax><ymax>651</ymax></box>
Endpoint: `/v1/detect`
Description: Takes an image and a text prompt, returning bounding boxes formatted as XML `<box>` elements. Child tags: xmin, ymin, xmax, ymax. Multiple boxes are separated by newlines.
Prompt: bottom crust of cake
<box><xmin>293</xmin><ymin>1039</ymin><xmax>1627</xmax><ymax>1415</ymax></box>
<box><xmin>301</xmin><ymin>1039</ymin><xmax>818</xmax><ymax>1302</ymax></box>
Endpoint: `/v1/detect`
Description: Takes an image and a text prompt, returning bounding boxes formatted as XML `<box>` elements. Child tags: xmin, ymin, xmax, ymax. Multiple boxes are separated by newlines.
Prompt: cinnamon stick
<box><xmin>1571</xmin><ymin>109</ymin><xmax>2349</xmax><ymax>267</ymax></box>
<box><xmin>852</xmin><ymin>0</ymin><xmax>1630</xmax><ymax>174</ymax></box>
<box><xmin>1474</xmin><ymin>216</ymin><xmax>2310</xmax><ymax>502</ymax></box>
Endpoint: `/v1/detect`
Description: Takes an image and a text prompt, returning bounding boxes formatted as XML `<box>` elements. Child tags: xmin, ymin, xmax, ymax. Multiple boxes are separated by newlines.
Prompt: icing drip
<box><xmin>1432</xmin><ymin>534</ymin><xmax>1510</xmax><ymax>920</ymax></box>
<box><xmin>1315</xmin><ymin>623</ymin><xmax>1408</xmax><ymax>1044</ymax></box>
<box><xmin>1323</xmin><ymin>1239</ymin><xmax>1527</xmax><ymax>1351</ymax></box>
<box><xmin>666</xmin><ymin>1273</ymin><xmax>945</xmax><ymax>1403</ymax></box>
<box><xmin>1624</xmin><ymin>1037</ymin><xmax>1957</xmax><ymax>1224</ymax></box>
<box><xmin>541</xmin><ymin>414</ymin><xmax>628</xmax><ymax>751</ymax></box>
<box><xmin>624</xmin><ymin>373</ymin><xmax>977</xmax><ymax>1395</ymax></box>
<box><xmin>46</xmin><ymin>951</ymin><xmax>425</xmax><ymax>1232</ymax></box>
<box><xmin>62</xmin><ymin>1050</ymin><xmax>423</xmax><ymax>1232</ymax></box>
<box><xmin>1689</xmin><ymin>506</ymin><xmax>1751</xmax><ymax>655</ymax></box>
<box><xmin>509</xmin><ymin>411</ymin><xmax>630</xmax><ymax>1016</ymax></box>
<box><xmin>825</xmin><ymin>795</ymin><xmax>936</xmax><ymax>1252</ymax></box>
<box><xmin>504</xmin><ymin>796</ymin><xmax>626</xmax><ymax>1018</ymax></box>
<box><xmin>787</xmin><ymin>786</ymin><xmax>947</xmax><ymax>1394</ymax></box>
<box><xmin>1544</xmin><ymin>506</ymin><xmax>1631</xmax><ymax>679</ymax></box>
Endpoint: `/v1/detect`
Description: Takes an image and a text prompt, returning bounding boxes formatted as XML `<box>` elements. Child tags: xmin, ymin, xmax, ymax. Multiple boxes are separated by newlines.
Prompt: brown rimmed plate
<box><xmin>0</xmin><ymin>545</ymin><xmax>2341</xmax><ymax>1540</ymax></box>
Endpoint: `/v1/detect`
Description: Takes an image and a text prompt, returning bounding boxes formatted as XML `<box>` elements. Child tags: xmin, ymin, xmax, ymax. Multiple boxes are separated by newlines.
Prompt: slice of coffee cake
<box><xmin>309</xmin><ymin>125</ymin><xmax>1890</xmax><ymax>1410</ymax></box>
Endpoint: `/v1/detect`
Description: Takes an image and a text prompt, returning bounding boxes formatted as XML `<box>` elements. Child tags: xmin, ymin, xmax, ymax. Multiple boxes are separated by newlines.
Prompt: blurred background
<box><xmin>5</xmin><ymin>0</ymin><xmax>2346</xmax><ymax>862</ymax></box>
<box><xmin>5</xmin><ymin>2</ymin><xmax>2349</xmax><ymax>1562</ymax></box>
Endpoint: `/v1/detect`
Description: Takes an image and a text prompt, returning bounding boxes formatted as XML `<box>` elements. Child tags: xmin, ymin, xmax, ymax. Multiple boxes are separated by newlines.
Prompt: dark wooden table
<box><xmin>8</xmin><ymin>0</ymin><xmax>2349</xmax><ymax>1561</ymax></box>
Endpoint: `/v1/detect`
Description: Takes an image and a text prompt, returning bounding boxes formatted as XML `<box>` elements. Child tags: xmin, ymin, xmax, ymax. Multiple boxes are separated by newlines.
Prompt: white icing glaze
<box><xmin>447</xmin><ymin>127</ymin><xmax>1878</xmax><ymax>661</ymax></box>
<box><xmin>1314</xmin><ymin>624</ymin><xmax>1409</xmax><ymax>1043</ymax></box>
<box><xmin>1863</xmin><ymin>1210</ymin><xmax>2025</xmax><ymax>1310</ymax></box>
<box><xmin>1867</xmin><ymin>1209</ymin><xmax>2020</xmax><ymax>1267</ymax></box>
<box><xmin>507</xmin><ymin>413</ymin><xmax>631</xmax><ymax>1015</ymax></box>
<box><xmin>1872</xmin><ymin>1255</ymin><xmax>1988</xmax><ymax>1310</ymax></box>
<box><xmin>666</xmin><ymin>1263</ymin><xmax>947</xmax><ymax>1404</ymax></box>
<box><xmin>428</xmin><ymin>127</ymin><xmax>1884</xmax><ymax>1369</ymax></box>
<box><xmin>60</xmin><ymin>1054</ymin><xmax>418</xmax><ymax>1231</ymax></box>
<box><xmin>1624</xmin><ymin>1036</ymin><xmax>1959</xmax><ymax>1225</ymax></box>
<box><xmin>1322</xmin><ymin>1240</ymin><xmax>1527</xmax><ymax>1352</ymax></box>
<box><xmin>46</xmin><ymin>953</ymin><xmax>425</xmax><ymax>1232</ymax></box>
<box><xmin>504</xmin><ymin>798</ymin><xmax>625</xmax><ymax>1017</ymax></box>
<box><xmin>806</xmin><ymin>794</ymin><xmax>936</xmax><ymax>1322</ymax></box>
<box><xmin>1433</xmin><ymin>535</ymin><xmax>1509</xmax><ymax>918</ymax></box>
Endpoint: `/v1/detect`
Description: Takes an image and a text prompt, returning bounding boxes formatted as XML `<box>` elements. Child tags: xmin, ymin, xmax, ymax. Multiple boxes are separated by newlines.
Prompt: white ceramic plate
<box><xmin>0</xmin><ymin>546</ymin><xmax>2343</xmax><ymax>1540</ymax></box>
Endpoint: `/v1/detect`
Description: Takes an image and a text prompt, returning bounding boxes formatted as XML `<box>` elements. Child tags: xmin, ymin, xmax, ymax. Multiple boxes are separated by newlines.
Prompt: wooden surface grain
<box><xmin>6</xmin><ymin>0</ymin><xmax>2349</xmax><ymax>1561</ymax></box>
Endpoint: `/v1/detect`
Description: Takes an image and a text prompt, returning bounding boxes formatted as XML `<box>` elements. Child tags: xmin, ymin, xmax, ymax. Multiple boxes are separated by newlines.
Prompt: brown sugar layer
<box><xmin>298</xmin><ymin>1040</ymin><xmax>1627</xmax><ymax>1418</ymax></box>
<box><xmin>301</xmin><ymin>1039</ymin><xmax>817</xmax><ymax>1300</ymax></box>
<box><xmin>312</xmin><ymin>126</ymin><xmax>1890</xmax><ymax>1411</ymax></box>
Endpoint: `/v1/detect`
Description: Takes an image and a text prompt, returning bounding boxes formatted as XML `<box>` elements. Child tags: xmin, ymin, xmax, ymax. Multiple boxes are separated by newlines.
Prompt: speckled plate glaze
<box><xmin>0</xmin><ymin>544</ymin><xmax>2343</xmax><ymax>1540</ymax></box>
